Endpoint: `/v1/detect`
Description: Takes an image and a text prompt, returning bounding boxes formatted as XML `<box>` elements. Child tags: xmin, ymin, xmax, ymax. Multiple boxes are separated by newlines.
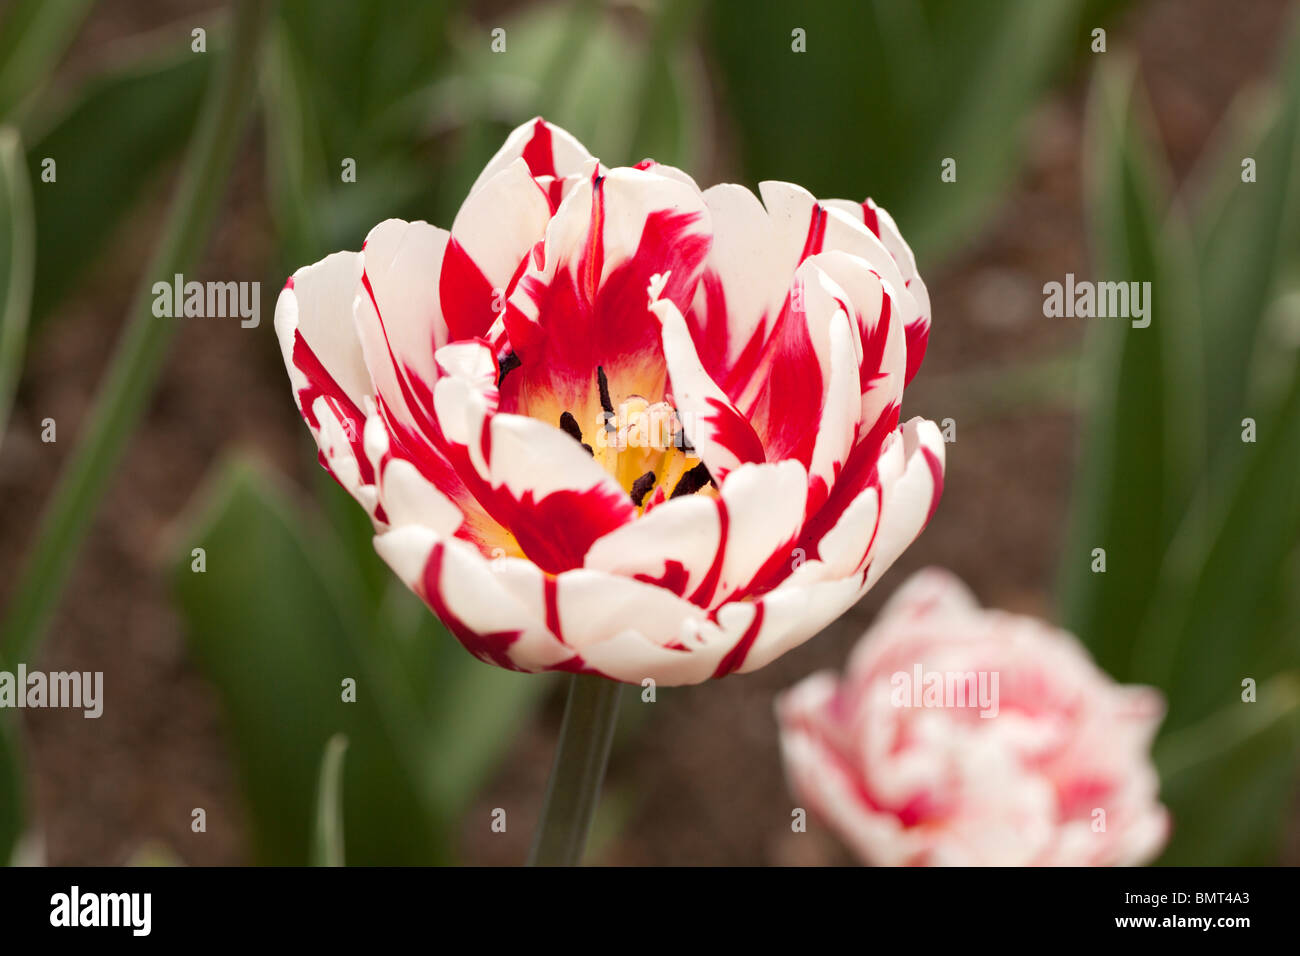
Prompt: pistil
<box><xmin>554</xmin><ymin>368</ymin><xmax>714</xmax><ymax>509</ymax></box>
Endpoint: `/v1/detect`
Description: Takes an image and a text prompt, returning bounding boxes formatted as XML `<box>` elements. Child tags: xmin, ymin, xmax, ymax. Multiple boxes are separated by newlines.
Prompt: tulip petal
<box><xmin>827</xmin><ymin>197</ymin><xmax>931</xmax><ymax>384</ymax></box>
<box><xmin>499</xmin><ymin>166</ymin><xmax>712</xmax><ymax>429</ymax></box>
<box><xmin>469</xmin><ymin>116</ymin><xmax>596</xmax><ymax>197</ymax></box>
<box><xmin>274</xmin><ymin>252</ymin><xmax>375</xmax><ymax>496</ymax></box>
<box><xmin>442</xmin><ymin>158</ymin><xmax>554</xmax><ymax>341</ymax></box>
<box><xmin>653</xmin><ymin>295</ymin><xmax>764</xmax><ymax>485</ymax></box>
<box><xmin>863</xmin><ymin>417</ymin><xmax>946</xmax><ymax>590</ymax></box>
<box><xmin>374</xmin><ymin>527</ymin><xmax>576</xmax><ymax>671</ymax></box>
<box><xmin>353</xmin><ymin>218</ymin><xmax>450</xmax><ymax>443</ymax></box>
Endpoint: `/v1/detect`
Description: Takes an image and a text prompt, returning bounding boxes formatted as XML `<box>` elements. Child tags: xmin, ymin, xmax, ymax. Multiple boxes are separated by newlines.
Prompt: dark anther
<box><xmin>559</xmin><ymin>411</ymin><xmax>583</xmax><ymax>443</ymax></box>
<box><xmin>670</xmin><ymin>462</ymin><xmax>713</xmax><ymax>499</ymax></box>
<box><xmin>596</xmin><ymin>365</ymin><xmax>615</xmax><ymax>425</ymax></box>
<box><xmin>630</xmin><ymin>471</ymin><xmax>657</xmax><ymax>507</ymax></box>
<box><xmin>581</xmin><ymin>443</ymin><xmax>593</xmax><ymax>456</ymax></box>
<box><xmin>497</xmin><ymin>351</ymin><xmax>521</xmax><ymax>387</ymax></box>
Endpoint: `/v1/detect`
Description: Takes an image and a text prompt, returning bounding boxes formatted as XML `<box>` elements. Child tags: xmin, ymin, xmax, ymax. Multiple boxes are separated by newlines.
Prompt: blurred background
<box><xmin>0</xmin><ymin>0</ymin><xmax>1297</xmax><ymax>866</ymax></box>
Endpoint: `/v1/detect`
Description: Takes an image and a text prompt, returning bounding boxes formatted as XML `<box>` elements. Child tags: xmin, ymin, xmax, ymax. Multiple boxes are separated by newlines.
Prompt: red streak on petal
<box><xmin>361</xmin><ymin>270</ymin><xmax>441</xmax><ymax>440</ymax></box>
<box><xmin>704</xmin><ymin>395</ymin><xmax>766</xmax><ymax>466</ymax></box>
<box><xmin>439</xmin><ymin>237</ymin><xmax>499</xmax><ymax>342</ymax></box>
<box><xmin>421</xmin><ymin>541</ymin><xmax>523</xmax><ymax>670</ymax></box>
<box><xmin>544</xmin><ymin>576</ymin><xmax>564</xmax><ymax>641</ymax></box>
<box><xmin>904</xmin><ymin>318</ymin><xmax>929</xmax><ymax>386</ymax></box>
<box><xmin>634</xmin><ymin>559</ymin><xmax>690</xmax><ymax>598</ymax></box>
<box><xmin>711</xmin><ymin>602</ymin><xmax>765</xmax><ymax>678</ymax></box>
<box><xmin>503</xmin><ymin>486</ymin><xmax>633</xmax><ymax>576</ymax></box>
<box><xmin>860</xmin><ymin>286</ymin><xmax>892</xmax><ymax>394</ymax></box>
<box><xmin>688</xmin><ymin>499</ymin><xmax>729</xmax><ymax>608</ymax></box>
<box><xmin>580</xmin><ymin>173</ymin><xmax>606</xmax><ymax>304</ymax></box>
<box><xmin>800</xmin><ymin>203</ymin><xmax>828</xmax><ymax>262</ymax></box>
<box><xmin>290</xmin><ymin>331</ymin><xmax>374</xmax><ymax>485</ymax></box>
<box><xmin>521</xmin><ymin>117</ymin><xmax>557</xmax><ymax>178</ymax></box>
<box><xmin>860</xmin><ymin>200</ymin><xmax>880</xmax><ymax>238</ymax></box>
<box><xmin>791</xmin><ymin>401</ymin><xmax>900</xmax><ymax>570</ymax></box>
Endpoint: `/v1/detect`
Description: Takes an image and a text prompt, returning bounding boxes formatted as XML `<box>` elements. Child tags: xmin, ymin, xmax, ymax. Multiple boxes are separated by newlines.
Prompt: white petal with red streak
<box><xmin>447</xmin><ymin>157</ymin><xmax>553</xmax><ymax>320</ymax></box>
<box><xmin>653</xmin><ymin>295</ymin><xmax>764</xmax><ymax>483</ymax></box>
<box><xmin>274</xmin><ymin>251</ymin><xmax>370</xmax><ymax>408</ymax></box>
<box><xmin>507</xmin><ymin>166</ymin><xmax>712</xmax><ymax>329</ymax></box>
<box><xmin>373</xmin><ymin>526</ymin><xmax>574</xmax><ymax>670</ymax></box>
<box><xmin>689</xmin><ymin>184</ymin><xmax>794</xmax><ymax>381</ymax></box>
<box><xmin>469</xmin><ymin>117</ymin><xmax>595</xmax><ymax>195</ymax></box>
<box><xmin>723</xmin><ymin>573</ymin><xmax>866</xmax><ymax>676</ymax></box>
<box><xmin>584</xmin><ymin>494</ymin><xmax>722</xmax><ymax>600</ymax></box>
<box><xmin>864</xmin><ymin>417</ymin><xmax>945</xmax><ymax>590</ymax></box>
<box><xmin>804</xmin><ymin>275</ymin><xmax>862</xmax><ymax>508</ymax></box>
<box><xmin>373</xmin><ymin>455</ymin><xmax>464</xmax><ymax>537</ymax></box>
<box><xmin>712</xmin><ymin>460</ymin><xmax>808</xmax><ymax>606</ymax></box>
<box><xmin>808</xmin><ymin>250</ymin><xmax>907</xmax><ymax>438</ymax></box>
<box><xmin>353</xmin><ymin>219</ymin><xmax>449</xmax><ymax>437</ymax></box>
<box><xmin>758</xmin><ymin>181</ymin><xmax>922</xmax><ymax>344</ymax></box>
<box><xmin>553</xmin><ymin>571</ymin><xmax>730</xmax><ymax>684</ymax></box>
<box><xmin>309</xmin><ymin>393</ymin><xmax>380</xmax><ymax>520</ymax></box>
<box><xmin>825</xmin><ymin>196</ymin><xmax>931</xmax><ymax>324</ymax></box>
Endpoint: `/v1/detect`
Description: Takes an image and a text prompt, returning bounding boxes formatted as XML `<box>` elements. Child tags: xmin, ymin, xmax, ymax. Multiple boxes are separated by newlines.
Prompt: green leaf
<box><xmin>1057</xmin><ymin>57</ymin><xmax>1202</xmax><ymax>679</ymax></box>
<box><xmin>171</xmin><ymin>457</ymin><xmax>447</xmax><ymax>865</ymax></box>
<box><xmin>26</xmin><ymin>49</ymin><xmax>211</xmax><ymax>324</ymax></box>
<box><xmin>263</xmin><ymin>0</ymin><xmax>457</xmax><ymax>255</ymax></box>
<box><xmin>0</xmin><ymin>0</ymin><xmax>267</xmax><ymax>667</ymax></box>
<box><xmin>0</xmin><ymin>126</ymin><xmax>33</xmax><ymax>444</ymax></box>
<box><xmin>277</xmin><ymin>0</ymin><xmax>455</xmax><ymax>154</ymax></box>
<box><xmin>416</xmin><ymin>615</ymin><xmax>552</xmax><ymax>817</ymax></box>
<box><xmin>0</xmin><ymin>713</ymin><xmax>23</xmax><ymax>866</ymax></box>
<box><xmin>705</xmin><ymin>0</ymin><xmax>1080</xmax><ymax>263</ymax></box>
<box><xmin>260</xmin><ymin>19</ymin><xmax>329</xmax><ymax>268</ymax></box>
<box><xmin>0</xmin><ymin>0</ymin><xmax>92</xmax><ymax>122</ymax></box>
<box><xmin>1154</xmin><ymin>673</ymin><xmax>1300</xmax><ymax>865</ymax></box>
<box><xmin>445</xmin><ymin>1</ymin><xmax>649</xmax><ymax>168</ymax></box>
<box><xmin>311</xmin><ymin>734</ymin><xmax>349</xmax><ymax>867</ymax></box>
<box><xmin>1132</xmin><ymin>368</ymin><xmax>1300</xmax><ymax>730</ymax></box>
<box><xmin>1190</xmin><ymin>12</ymin><xmax>1300</xmax><ymax>478</ymax></box>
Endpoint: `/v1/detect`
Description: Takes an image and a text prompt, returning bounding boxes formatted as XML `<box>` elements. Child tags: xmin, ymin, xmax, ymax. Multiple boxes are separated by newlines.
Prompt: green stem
<box><xmin>528</xmin><ymin>674</ymin><xmax>622</xmax><ymax>866</ymax></box>
<box><xmin>0</xmin><ymin>0</ymin><xmax>272</xmax><ymax>667</ymax></box>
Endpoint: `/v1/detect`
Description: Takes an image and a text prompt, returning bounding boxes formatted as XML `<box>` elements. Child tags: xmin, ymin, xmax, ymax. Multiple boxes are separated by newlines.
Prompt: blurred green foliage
<box><xmin>27</xmin><ymin>47</ymin><xmax>210</xmax><ymax>324</ymax></box>
<box><xmin>170</xmin><ymin>457</ymin><xmax>555</xmax><ymax>864</ymax></box>
<box><xmin>707</xmin><ymin>0</ymin><xmax>1132</xmax><ymax>264</ymax></box>
<box><xmin>0</xmin><ymin>127</ymin><xmax>33</xmax><ymax>446</ymax></box>
<box><xmin>1062</xmin><ymin>23</ymin><xmax>1300</xmax><ymax>863</ymax></box>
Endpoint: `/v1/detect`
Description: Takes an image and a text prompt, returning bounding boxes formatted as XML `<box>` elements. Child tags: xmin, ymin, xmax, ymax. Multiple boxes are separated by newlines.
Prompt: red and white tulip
<box><xmin>777</xmin><ymin>569</ymin><xmax>1170</xmax><ymax>864</ymax></box>
<box><xmin>275</xmin><ymin>118</ymin><xmax>944</xmax><ymax>685</ymax></box>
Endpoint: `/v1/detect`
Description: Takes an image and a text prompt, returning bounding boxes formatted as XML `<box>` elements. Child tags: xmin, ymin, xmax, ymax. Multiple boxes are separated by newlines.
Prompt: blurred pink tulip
<box><xmin>777</xmin><ymin>568</ymin><xmax>1170</xmax><ymax>865</ymax></box>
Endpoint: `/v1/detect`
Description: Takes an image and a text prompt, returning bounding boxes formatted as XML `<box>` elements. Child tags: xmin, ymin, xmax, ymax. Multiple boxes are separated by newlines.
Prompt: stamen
<box><xmin>596</xmin><ymin>365</ymin><xmax>615</xmax><ymax>428</ymax></box>
<box><xmin>497</xmin><ymin>351</ymin><xmax>521</xmax><ymax>387</ymax></box>
<box><xmin>630</xmin><ymin>470</ymin><xmax>657</xmax><ymax>507</ymax></box>
<box><xmin>559</xmin><ymin>411</ymin><xmax>583</xmax><ymax>442</ymax></box>
<box><xmin>670</xmin><ymin>461</ymin><xmax>713</xmax><ymax>499</ymax></box>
